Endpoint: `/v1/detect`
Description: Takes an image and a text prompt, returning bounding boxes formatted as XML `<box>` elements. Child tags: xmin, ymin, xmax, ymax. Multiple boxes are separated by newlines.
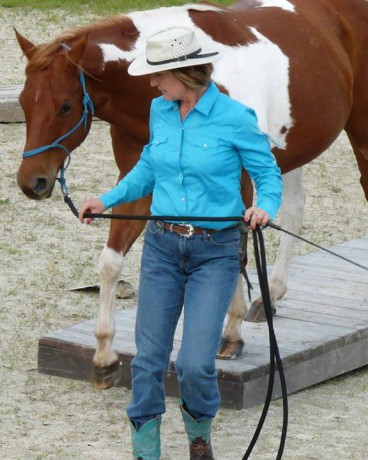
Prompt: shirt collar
<box><xmin>194</xmin><ymin>81</ymin><xmax>219</xmax><ymax>116</ymax></box>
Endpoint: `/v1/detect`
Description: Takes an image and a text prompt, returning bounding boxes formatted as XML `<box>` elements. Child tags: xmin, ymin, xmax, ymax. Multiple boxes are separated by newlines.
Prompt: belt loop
<box><xmin>156</xmin><ymin>220</ymin><xmax>165</xmax><ymax>233</ymax></box>
<box><xmin>202</xmin><ymin>228</ymin><xmax>210</xmax><ymax>239</ymax></box>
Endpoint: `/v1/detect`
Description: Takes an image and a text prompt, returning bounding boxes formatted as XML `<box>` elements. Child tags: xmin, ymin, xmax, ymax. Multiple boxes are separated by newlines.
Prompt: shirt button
<box><xmin>181</xmin><ymin>197</ymin><xmax>185</xmax><ymax>202</ymax></box>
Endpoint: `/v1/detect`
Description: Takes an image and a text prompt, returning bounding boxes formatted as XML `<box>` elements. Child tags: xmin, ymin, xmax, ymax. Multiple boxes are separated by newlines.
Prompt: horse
<box><xmin>15</xmin><ymin>0</ymin><xmax>368</xmax><ymax>389</ymax></box>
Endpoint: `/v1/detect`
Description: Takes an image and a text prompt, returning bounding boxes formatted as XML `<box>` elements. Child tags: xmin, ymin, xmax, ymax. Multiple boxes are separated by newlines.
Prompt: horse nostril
<box><xmin>34</xmin><ymin>177</ymin><xmax>49</xmax><ymax>194</ymax></box>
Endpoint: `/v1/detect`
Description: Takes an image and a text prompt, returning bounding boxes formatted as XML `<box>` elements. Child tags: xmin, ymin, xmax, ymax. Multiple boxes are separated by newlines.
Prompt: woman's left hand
<box><xmin>79</xmin><ymin>198</ymin><xmax>106</xmax><ymax>224</ymax></box>
<box><xmin>243</xmin><ymin>206</ymin><xmax>270</xmax><ymax>230</ymax></box>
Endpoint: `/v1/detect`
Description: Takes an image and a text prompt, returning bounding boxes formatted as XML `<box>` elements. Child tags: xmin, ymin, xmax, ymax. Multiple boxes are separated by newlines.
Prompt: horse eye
<box><xmin>59</xmin><ymin>103</ymin><xmax>72</xmax><ymax>116</ymax></box>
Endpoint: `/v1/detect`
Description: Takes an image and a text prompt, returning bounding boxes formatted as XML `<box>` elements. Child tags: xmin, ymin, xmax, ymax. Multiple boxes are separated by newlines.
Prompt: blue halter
<box><xmin>22</xmin><ymin>70</ymin><xmax>94</xmax><ymax>195</ymax></box>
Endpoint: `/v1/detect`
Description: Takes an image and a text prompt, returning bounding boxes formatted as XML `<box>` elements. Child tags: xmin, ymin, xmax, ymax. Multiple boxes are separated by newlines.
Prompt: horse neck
<box><xmin>88</xmin><ymin>63</ymin><xmax>154</xmax><ymax>127</ymax></box>
<box><xmin>78</xmin><ymin>21</ymin><xmax>156</xmax><ymax>140</ymax></box>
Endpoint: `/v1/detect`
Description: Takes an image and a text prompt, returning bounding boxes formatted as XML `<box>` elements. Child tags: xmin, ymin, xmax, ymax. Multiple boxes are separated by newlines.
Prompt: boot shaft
<box><xmin>129</xmin><ymin>415</ymin><xmax>161</xmax><ymax>460</ymax></box>
<box><xmin>180</xmin><ymin>402</ymin><xmax>214</xmax><ymax>460</ymax></box>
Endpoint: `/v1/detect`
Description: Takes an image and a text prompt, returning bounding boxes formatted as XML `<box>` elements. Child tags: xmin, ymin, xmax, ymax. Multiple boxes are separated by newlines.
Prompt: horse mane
<box><xmin>24</xmin><ymin>3</ymin><xmax>226</xmax><ymax>74</ymax></box>
<box><xmin>25</xmin><ymin>15</ymin><xmax>129</xmax><ymax>74</ymax></box>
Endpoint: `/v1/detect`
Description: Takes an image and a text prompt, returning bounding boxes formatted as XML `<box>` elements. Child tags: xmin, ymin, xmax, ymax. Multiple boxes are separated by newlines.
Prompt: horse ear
<box><xmin>122</xmin><ymin>19</ymin><xmax>139</xmax><ymax>37</ymax></box>
<box><xmin>14</xmin><ymin>28</ymin><xmax>37</xmax><ymax>60</ymax></box>
<box><xmin>68</xmin><ymin>34</ymin><xmax>89</xmax><ymax>65</ymax></box>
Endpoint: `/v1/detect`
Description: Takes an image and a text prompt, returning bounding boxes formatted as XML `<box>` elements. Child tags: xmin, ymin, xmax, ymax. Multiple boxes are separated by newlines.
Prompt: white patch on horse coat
<box><xmin>127</xmin><ymin>6</ymin><xmax>220</xmax><ymax>60</ymax></box>
<box><xmin>258</xmin><ymin>0</ymin><xmax>295</xmax><ymax>12</ymax></box>
<box><xmin>99</xmin><ymin>5</ymin><xmax>221</xmax><ymax>64</ymax></box>
<box><xmin>98</xmin><ymin>245</ymin><xmax>124</xmax><ymax>284</ymax></box>
<box><xmin>213</xmin><ymin>27</ymin><xmax>293</xmax><ymax>148</ymax></box>
<box><xmin>99</xmin><ymin>43</ymin><xmax>128</xmax><ymax>64</ymax></box>
<box><xmin>98</xmin><ymin>4</ymin><xmax>293</xmax><ymax>148</ymax></box>
<box><xmin>91</xmin><ymin>245</ymin><xmax>125</xmax><ymax>367</ymax></box>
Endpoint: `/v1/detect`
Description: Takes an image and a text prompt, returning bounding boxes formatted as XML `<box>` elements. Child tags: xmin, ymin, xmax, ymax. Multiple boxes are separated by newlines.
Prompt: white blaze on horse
<box><xmin>15</xmin><ymin>0</ymin><xmax>368</xmax><ymax>388</ymax></box>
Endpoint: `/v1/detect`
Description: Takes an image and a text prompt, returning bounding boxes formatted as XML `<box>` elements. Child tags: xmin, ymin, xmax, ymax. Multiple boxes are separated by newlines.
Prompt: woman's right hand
<box><xmin>79</xmin><ymin>198</ymin><xmax>106</xmax><ymax>224</ymax></box>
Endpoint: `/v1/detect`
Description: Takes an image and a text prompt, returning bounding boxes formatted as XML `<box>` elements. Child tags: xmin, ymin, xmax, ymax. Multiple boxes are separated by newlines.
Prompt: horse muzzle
<box><xmin>17</xmin><ymin>171</ymin><xmax>55</xmax><ymax>200</ymax></box>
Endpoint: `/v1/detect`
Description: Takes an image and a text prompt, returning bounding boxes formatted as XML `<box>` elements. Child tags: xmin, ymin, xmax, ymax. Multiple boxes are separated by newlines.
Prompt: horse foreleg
<box><xmin>245</xmin><ymin>167</ymin><xmax>305</xmax><ymax>322</ymax></box>
<box><xmin>92</xmin><ymin>244</ymin><xmax>124</xmax><ymax>389</ymax></box>
<box><xmin>217</xmin><ymin>275</ymin><xmax>247</xmax><ymax>359</ymax></box>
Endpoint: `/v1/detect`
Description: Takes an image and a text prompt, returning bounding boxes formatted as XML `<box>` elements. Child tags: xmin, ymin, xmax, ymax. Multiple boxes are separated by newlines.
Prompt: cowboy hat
<box><xmin>128</xmin><ymin>27</ymin><xmax>223</xmax><ymax>76</ymax></box>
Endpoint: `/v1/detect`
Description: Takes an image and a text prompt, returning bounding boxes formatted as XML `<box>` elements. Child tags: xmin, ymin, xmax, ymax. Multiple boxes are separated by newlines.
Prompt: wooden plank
<box><xmin>277</xmin><ymin>297</ymin><xmax>368</xmax><ymax>328</ymax></box>
<box><xmin>290</xmin><ymin>252</ymin><xmax>367</xmax><ymax>272</ymax></box>
<box><xmin>292</xmin><ymin>247</ymin><xmax>368</xmax><ymax>267</ymax></box>
<box><xmin>262</xmin><ymin>333</ymin><xmax>368</xmax><ymax>402</ymax></box>
<box><xmin>279</xmin><ymin>288</ymin><xmax>367</xmax><ymax>311</ymax></box>
<box><xmin>276</xmin><ymin>306</ymin><xmax>368</xmax><ymax>328</ymax></box>
<box><xmin>288</xmin><ymin>276</ymin><xmax>366</xmax><ymax>297</ymax></box>
<box><xmin>38</xmin><ymin>344</ymin><xmax>95</xmax><ymax>381</ymax></box>
<box><xmin>278</xmin><ymin>274</ymin><xmax>367</xmax><ymax>299</ymax></box>
<box><xmin>287</xmin><ymin>261</ymin><xmax>368</xmax><ymax>282</ymax></box>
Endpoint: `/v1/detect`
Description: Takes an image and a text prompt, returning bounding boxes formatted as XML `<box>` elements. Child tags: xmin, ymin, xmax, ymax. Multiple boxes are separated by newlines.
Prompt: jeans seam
<box><xmin>163</xmin><ymin>293</ymin><xmax>184</xmax><ymax>370</ymax></box>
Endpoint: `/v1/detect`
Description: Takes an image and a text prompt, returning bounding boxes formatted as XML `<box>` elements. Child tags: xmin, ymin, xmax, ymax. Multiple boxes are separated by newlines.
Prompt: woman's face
<box><xmin>150</xmin><ymin>71</ymin><xmax>187</xmax><ymax>101</ymax></box>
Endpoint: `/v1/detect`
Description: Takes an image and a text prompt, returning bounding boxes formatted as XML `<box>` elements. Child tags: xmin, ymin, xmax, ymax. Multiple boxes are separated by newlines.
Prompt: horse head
<box><xmin>15</xmin><ymin>29</ymin><xmax>93</xmax><ymax>200</ymax></box>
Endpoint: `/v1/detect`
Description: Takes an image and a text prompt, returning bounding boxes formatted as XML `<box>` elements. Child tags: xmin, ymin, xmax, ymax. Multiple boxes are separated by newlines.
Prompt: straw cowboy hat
<box><xmin>128</xmin><ymin>27</ymin><xmax>223</xmax><ymax>76</ymax></box>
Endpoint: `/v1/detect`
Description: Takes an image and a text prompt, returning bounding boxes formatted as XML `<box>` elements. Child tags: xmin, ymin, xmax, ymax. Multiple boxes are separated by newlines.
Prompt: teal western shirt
<box><xmin>100</xmin><ymin>82</ymin><xmax>283</xmax><ymax>229</ymax></box>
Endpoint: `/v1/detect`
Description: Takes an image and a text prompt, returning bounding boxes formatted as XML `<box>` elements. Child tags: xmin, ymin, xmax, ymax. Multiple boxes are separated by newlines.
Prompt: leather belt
<box><xmin>157</xmin><ymin>221</ymin><xmax>215</xmax><ymax>238</ymax></box>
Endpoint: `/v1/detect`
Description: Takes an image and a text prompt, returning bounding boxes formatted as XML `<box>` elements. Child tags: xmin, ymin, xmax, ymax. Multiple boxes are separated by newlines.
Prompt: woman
<box><xmin>79</xmin><ymin>27</ymin><xmax>282</xmax><ymax>460</ymax></box>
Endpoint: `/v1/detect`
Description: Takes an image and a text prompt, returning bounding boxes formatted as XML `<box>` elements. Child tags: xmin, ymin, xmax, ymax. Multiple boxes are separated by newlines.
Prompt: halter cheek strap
<box><xmin>22</xmin><ymin>71</ymin><xmax>94</xmax><ymax>195</ymax></box>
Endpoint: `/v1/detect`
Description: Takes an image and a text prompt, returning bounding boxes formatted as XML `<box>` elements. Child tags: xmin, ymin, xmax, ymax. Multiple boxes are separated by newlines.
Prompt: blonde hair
<box><xmin>171</xmin><ymin>64</ymin><xmax>213</xmax><ymax>90</ymax></box>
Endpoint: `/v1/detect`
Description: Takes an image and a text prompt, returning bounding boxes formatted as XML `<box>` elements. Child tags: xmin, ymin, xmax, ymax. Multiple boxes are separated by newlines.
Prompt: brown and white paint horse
<box><xmin>15</xmin><ymin>0</ymin><xmax>368</xmax><ymax>388</ymax></box>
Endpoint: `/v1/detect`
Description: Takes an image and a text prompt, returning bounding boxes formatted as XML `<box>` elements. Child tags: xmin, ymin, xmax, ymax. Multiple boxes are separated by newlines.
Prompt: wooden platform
<box><xmin>0</xmin><ymin>85</ymin><xmax>24</xmax><ymax>122</ymax></box>
<box><xmin>38</xmin><ymin>237</ymin><xmax>368</xmax><ymax>409</ymax></box>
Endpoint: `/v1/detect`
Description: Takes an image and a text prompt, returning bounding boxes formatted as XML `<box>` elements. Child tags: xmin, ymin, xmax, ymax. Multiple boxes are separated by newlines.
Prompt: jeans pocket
<box><xmin>146</xmin><ymin>220</ymin><xmax>163</xmax><ymax>235</ymax></box>
<box><xmin>207</xmin><ymin>228</ymin><xmax>240</xmax><ymax>247</ymax></box>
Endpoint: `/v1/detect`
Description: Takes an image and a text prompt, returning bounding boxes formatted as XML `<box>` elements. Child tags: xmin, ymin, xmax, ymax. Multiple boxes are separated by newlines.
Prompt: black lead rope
<box><xmin>62</xmin><ymin>192</ymin><xmax>368</xmax><ymax>460</ymax></box>
<box><xmin>64</xmin><ymin>193</ymin><xmax>368</xmax><ymax>272</ymax></box>
<box><xmin>241</xmin><ymin>223</ymin><xmax>288</xmax><ymax>460</ymax></box>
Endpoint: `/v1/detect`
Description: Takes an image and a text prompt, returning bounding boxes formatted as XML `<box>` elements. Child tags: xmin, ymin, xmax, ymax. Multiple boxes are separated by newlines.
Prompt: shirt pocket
<box><xmin>187</xmin><ymin>137</ymin><xmax>219</xmax><ymax>153</ymax></box>
<box><xmin>186</xmin><ymin>136</ymin><xmax>234</xmax><ymax>173</ymax></box>
<box><xmin>150</xmin><ymin>135</ymin><xmax>169</xmax><ymax>166</ymax></box>
<box><xmin>151</xmin><ymin>135</ymin><xmax>168</xmax><ymax>149</ymax></box>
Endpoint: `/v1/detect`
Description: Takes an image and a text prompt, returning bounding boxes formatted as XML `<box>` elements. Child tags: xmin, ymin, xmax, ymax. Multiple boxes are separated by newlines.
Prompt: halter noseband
<box><xmin>22</xmin><ymin>70</ymin><xmax>94</xmax><ymax>195</ymax></box>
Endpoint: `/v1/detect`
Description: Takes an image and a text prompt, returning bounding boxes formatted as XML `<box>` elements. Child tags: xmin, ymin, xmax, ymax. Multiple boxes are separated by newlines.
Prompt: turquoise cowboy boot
<box><xmin>129</xmin><ymin>415</ymin><xmax>161</xmax><ymax>460</ymax></box>
<box><xmin>180</xmin><ymin>402</ymin><xmax>214</xmax><ymax>460</ymax></box>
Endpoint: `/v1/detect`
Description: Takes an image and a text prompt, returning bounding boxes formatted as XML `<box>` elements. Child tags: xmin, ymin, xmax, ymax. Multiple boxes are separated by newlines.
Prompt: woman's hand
<box><xmin>79</xmin><ymin>198</ymin><xmax>106</xmax><ymax>224</ymax></box>
<box><xmin>243</xmin><ymin>206</ymin><xmax>270</xmax><ymax>230</ymax></box>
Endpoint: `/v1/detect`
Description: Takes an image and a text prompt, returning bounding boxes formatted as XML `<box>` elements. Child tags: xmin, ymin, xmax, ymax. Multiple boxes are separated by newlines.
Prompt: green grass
<box><xmin>0</xmin><ymin>0</ymin><xmax>232</xmax><ymax>15</ymax></box>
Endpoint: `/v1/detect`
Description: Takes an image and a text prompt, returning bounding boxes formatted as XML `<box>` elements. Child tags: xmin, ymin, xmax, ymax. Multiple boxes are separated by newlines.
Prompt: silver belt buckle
<box><xmin>181</xmin><ymin>223</ymin><xmax>195</xmax><ymax>238</ymax></box>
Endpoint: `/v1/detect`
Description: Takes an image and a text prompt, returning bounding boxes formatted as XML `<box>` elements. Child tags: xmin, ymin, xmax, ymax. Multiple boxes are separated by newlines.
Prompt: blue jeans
<box><xmin>127</xmin><ymin>220</ymin><xmax>240</xmax><ymax>425</ymax></box>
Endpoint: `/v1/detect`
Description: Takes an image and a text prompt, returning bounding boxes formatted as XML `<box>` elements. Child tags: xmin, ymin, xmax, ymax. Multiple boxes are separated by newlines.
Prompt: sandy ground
<box><xmin>1</xmin><ymin>6</ymin><xmax>368</xmax><ymax>460</ymax></box>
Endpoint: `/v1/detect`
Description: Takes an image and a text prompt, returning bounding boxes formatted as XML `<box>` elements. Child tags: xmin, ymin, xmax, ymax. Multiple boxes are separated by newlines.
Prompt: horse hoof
<box><xmin>92</xmin><ymin>360</ymin><xmax>121</xmax><ymax>389</ymax></box>
<box><xmin>244</xmin><ymin>302</ymin><xmax>276</xmax><ymax>322</ymax></box>
<box><xmin>217</xmin><ymin>338</ymin><xmax>245</xmax><ymax>360</ymax></box>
